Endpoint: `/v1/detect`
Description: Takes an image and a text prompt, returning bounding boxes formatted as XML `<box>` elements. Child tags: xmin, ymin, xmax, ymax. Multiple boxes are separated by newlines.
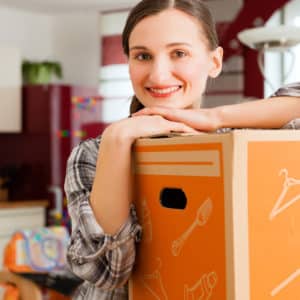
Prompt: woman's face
<box><xmin>128</xmin><ymin>8</ymin><xmax>223</xmax><ymax>109</ymax></box>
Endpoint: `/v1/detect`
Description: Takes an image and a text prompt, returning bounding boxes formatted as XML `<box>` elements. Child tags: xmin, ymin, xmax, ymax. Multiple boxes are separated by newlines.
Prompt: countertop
<box><xmin>0</xmin><ymin>200</ymin><xmax>48</xmax><ymax>209</ymax></box>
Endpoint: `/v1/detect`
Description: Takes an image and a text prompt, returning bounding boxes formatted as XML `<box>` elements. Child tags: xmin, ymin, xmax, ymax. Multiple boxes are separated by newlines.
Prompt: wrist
<box><xmin>102</xmin><ymin>121</ymin><xmax>136</xmax><ymax>145</ymax></box>
<box><xmin>209</xmin><ymin>106</ymin><xmax>224</xmax><ymax>130</ymax></box>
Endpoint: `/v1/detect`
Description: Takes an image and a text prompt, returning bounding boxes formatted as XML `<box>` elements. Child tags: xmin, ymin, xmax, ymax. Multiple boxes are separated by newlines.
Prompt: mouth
<box><xmin>146</xmin><ymin>86</ymin><xmax>182</xmax><ymax>98</ymax></box>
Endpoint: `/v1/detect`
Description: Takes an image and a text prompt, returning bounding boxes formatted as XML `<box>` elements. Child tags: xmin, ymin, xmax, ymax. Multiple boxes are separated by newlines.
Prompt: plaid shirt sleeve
<box><xmin>64</xmin><ymin>137</ymin><xmax>142</xmax><ymax>291</ymax></box>
<box><xmin>270</xmin><ymin>82</ymin><xmax>300</xmax><ymax>129</ymax></box>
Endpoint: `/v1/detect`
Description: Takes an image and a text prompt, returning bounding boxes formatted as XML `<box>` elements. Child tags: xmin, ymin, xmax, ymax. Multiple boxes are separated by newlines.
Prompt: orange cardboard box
<box><xmin>129</xmin><ymin>130</ymin><xmax>300</xmax><ymax>300</ymax></box>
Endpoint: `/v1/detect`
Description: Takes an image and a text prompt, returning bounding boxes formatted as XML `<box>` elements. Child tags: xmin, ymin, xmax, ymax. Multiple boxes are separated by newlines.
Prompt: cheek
<box><xmin>178</xmin><ymin>60</ymin><xmax>210</xmax><ymax>99</ymax></box>
<box><xmin>176</xmin><ymin>59</ymin><xmax>210</xmax><ymax>83</ymax></box>
<box><xmin>129</xmin><ymin>64</ymin><xmax>145</xmax><ymax>88</ymax></box>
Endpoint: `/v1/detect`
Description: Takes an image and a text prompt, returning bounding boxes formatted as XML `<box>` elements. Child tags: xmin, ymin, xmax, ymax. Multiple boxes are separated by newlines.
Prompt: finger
<box><xmin>134</xmin><ymin>107</ymin><xmax>183</xmax><ymax>124</ymax></box>
<box><xmin>168</xmin><ymin>121</ymin><xmax>200</xmax><ymax>134</ymax></box>
<box><xmin>131</xmin><ymin>108</ymin><xmax>147</xmax><ymax>116</ymax></box>
<box><xmin>177</xmin><ymin>131</ymin><xmax>205</xmax><ymax>136</ymax></box>
<box><xmin>131</xmin><ymin>107</ymin><xmax>152</xmax><ymax>116</ymax></box>
<box><xmin>133</xmin><ymin>106</ymin><xmax>175</xmax><ymax>116</ymax></box>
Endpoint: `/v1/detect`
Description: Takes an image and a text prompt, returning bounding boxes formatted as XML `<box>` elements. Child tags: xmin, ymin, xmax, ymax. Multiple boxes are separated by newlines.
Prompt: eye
<box><xmin>172</xmin><ymin>50</ymin><xmax>187</xmax><ymax>58</ymax></box>
<box><xmin>134</xmin><ymin>53</ymin><xmax>152</xmax><ymax>61</ymax></box>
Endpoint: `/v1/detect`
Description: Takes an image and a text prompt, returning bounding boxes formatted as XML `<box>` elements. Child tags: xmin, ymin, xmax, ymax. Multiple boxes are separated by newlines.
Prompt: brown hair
<box><xmin>122</xmin><ymin>0</ymin><xmax>219</xmax><ymax>114</ymax></box>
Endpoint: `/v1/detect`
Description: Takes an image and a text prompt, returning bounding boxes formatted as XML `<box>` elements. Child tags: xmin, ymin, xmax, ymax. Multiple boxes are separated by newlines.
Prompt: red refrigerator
<box><xmin>0</xmin><ymin>84</ymin><xmax>106</xmax><ymax>225</ymax></box>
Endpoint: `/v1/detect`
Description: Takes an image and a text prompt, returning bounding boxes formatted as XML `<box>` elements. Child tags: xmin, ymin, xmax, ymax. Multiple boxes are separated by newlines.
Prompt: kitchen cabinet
<box><xmin>0</xmin><ymin>85</ymin><xmax>78</xmax><ymax>201</ymax></box>
<box><xmin>0</xmin><ymin>84</ymin><xmax>97</xmax><ymax>223</ymax></box>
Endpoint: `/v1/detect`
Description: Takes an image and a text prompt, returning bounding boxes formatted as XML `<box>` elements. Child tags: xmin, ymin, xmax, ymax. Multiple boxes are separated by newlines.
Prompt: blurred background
<box><xmin>0</xmin><ymin>0</ymin><xmax>299</xmax><ymax>265</ymax></box>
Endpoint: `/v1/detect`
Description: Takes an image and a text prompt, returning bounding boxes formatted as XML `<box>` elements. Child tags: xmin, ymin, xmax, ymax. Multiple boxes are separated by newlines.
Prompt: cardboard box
<box><xmin>129</xmin><ymin>130</ymin><xmax>300</xmax><ymax>300</ymax></box>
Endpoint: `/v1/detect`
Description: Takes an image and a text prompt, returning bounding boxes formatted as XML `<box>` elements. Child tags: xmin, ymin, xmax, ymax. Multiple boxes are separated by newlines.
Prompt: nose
<box><xmin>148</xmin><ymin>55</ymin><xmax>172</xmax><ymax>85</ymax></box>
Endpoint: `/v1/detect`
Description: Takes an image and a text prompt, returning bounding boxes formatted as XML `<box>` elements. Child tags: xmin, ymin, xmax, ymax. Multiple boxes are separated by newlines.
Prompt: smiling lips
<box><xmin>146</xmin><ymin>86</ymin><xmax>182</xmax><ymax>97</ymax></box>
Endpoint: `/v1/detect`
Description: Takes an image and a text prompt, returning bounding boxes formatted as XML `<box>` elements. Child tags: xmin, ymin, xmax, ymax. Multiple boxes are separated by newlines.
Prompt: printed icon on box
<box><xmin>270</xmin><ymin>169</ymin><xmax>300</xmax><ymax>220</ymax></box>
<box><xmin>140</xmin><ymin>258</ymin><xmax>168</xmax><ymax>300</ymax></box>
<box><xmin>270</xmin><ymin>268</ymin><xmax>300</xmax><ymax>297</ymax></box>
<box><xmin>172</xmin><ymin>198</ymin><xmax>213</xmax><ymax>256</ymax></box>
<box><xmin>141</xmin><ymin>198</ymin><xmax>153</xmax><ymax>243</ymax></box>
<box><xmin>184</xmin><ymin>271</ymin><xmax>217</xmax><ymax>300</ymax></box>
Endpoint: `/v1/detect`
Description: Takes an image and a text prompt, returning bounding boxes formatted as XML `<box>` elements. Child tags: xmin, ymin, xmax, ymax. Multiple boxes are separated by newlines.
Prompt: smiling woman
<box><xmin>64</xmin><ymin>0</ymin><xmax>300</xmax><ymax>300</ymax></box>
<box><xmin>127</xmin><ymin>9</ymin><xmax>223</xmax><ymax>110</ymax></box>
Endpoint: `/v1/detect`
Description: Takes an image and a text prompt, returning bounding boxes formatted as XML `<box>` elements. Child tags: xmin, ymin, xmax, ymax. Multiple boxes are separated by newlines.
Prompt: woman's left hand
<box><xmin>132</xmin><ymin>106</ymin><xmax>221</xmax><ymax>132</ymax></box>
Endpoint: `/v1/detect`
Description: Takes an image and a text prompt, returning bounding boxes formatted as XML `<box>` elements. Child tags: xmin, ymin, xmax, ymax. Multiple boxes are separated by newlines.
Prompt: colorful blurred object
<box><xmin>72</xmin><ymin>97</ymin><xmax>97</xmax><ymax>111</ymax></box>
<box><xmin>50</xmin><ymin>198</ymin><xmax>71</xmax><ymax>231</ymax></box>
<box><xmin>56</xmin><ymin>130</ymin><xmax>87</xmax><ymax>139</ymax></box>
<box><xmin>0</xmin><ymin>283</ymin><xmax>19</xmax><ymax>300</ymax></box>
<box><xmin>4</xmin><ymin>226</ymin><xmax>69</xmax><ymax>273</ymax></box>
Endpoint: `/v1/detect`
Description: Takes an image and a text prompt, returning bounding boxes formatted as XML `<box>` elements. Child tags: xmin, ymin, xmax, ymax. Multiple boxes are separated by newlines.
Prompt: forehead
<box><xmin>129</xmin><ymin>8</ymin><xmax>207</xmax><ymax>48</ymax></box>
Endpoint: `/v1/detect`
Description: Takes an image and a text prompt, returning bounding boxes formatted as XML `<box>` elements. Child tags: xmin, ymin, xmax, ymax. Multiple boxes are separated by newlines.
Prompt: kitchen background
<box><xmin>0</xmin><ymin>0</ymin><xmax>299</xmax><ymax>230</ymax></box>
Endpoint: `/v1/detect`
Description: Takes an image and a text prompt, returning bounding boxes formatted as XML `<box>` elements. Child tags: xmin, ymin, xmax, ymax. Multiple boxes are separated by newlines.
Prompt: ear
<box><xmin>208</xmin><ymin>46</ymin><xmax>223</xmax><ymax>78</ymax></box>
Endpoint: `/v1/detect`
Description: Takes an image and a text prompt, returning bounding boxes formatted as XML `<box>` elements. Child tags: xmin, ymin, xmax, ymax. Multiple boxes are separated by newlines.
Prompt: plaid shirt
<box><xmin>65</xmin><ymin>137</ymin><xmax>142</xmax><ymax>300</ymax></box>
<box><xmin>64</xmin><ymin>83</ymin><xmax>300</xmax><ymax>300</ymax></box>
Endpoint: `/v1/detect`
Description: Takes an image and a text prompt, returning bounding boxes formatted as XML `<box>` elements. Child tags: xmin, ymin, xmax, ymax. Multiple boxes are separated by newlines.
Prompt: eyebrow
<box><xmin>129</xmin><ymin>42</ymin><xmax>193</xmax><ymax>51</ymax></box>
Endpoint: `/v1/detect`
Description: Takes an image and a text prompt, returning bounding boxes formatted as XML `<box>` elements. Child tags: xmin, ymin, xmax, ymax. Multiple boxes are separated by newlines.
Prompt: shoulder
<box><xmin>76</xmin><ymin>135</ymin><xmax>101</xmax><ymax>154</ymax></box>
<box><xmin>65</xmin><ymin>136</ymin><xmax>102</xmax><ymax>193</ymax></box>
<box><xmin>68</xmin><ymin>136</ymin><xmax>101</xmax><ymax>165</ymax></box>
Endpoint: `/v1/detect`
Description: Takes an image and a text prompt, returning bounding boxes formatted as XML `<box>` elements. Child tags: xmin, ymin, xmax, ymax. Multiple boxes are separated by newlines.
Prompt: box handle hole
<box><xmin>160</xmin><ymin>188</ymin><xmax>187</xmax><ymax>210</ymax></box>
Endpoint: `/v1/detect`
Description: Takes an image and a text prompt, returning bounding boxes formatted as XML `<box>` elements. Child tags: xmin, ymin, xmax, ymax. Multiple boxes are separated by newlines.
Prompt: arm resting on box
<box><xmin>64</xmin><ymin>140</ymin><xmax>141</xmax><ymax>290</ymax></box>
<box><xmin>131</xmin><ymin>82</ymin><xmax>300</xmax><ymax>131</ymax></box>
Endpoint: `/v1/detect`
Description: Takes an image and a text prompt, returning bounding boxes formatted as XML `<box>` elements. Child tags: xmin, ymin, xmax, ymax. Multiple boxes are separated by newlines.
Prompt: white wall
<box><xmin>0</xmin><ymin>7</ymin><xmax>53</xmax><ymax>60</ymax></box>
<box><xmin>0</xmin><ymin>7</ymin><xmax>100</xmax><ymax>87</ymax></box>
<box><xmin>0</xmin><ymin>47</ymin><xmax>22</xmax><ymax>132</ymax></box>
<box><xmin>100</xmin><ymin>11</ymin><xmax>129</xmax><ymax>36</ymax></box>
<box><xmin>264</xmin><ymin>0</ymin><xmax>300</xmax><ymax>97</ymax></box>
<box><xmin>206</xmin><ymin>0</ymin><xmax>243</xmax><ymax>22</ymax></box>
<box><xmin>282</xmin><ymin>0</ymin><xmax>300</xmax><ymax>86</ymax></box>
<box><xmin>99</xmin><ymin>11</ymin><xmax>132</xmax><ymax>122</ymax></box>
<box><xmin>53</xmin><ymin>12</ymin><xmax>100</xmax><ymax>87</ymax></box>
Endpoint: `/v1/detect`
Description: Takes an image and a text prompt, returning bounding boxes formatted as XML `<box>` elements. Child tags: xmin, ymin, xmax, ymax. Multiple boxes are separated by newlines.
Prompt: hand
<box><xmin>132</xmin><ymin>106</ymin><xmax>221</xmax><ymax>132</ymax></box>
<box><xmin>105</xmin><ymin>114</ymin><xmax>201</xmax><ymax>143</ymax></box>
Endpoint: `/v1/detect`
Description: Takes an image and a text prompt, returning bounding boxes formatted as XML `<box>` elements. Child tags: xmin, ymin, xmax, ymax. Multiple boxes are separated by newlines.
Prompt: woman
<box><xmin>64</xmin><ymin>0</ymin><xmax>300</xmax><ymax>299</ymax></box>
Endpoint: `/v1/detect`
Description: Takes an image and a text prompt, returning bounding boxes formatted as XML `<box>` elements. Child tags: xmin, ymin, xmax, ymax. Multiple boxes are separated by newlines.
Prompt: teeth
<box><xmin>149</xmin><ymin>86</ymin><xmax>180</xmax><ymax>94</ymax></box>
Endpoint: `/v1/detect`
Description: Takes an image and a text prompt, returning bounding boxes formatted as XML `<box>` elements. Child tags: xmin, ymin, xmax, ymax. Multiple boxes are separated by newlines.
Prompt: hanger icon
<box><xmin>269</xmin><ymin>169</ymin><xmax>300</xmax><ymax>220</ymax></box>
